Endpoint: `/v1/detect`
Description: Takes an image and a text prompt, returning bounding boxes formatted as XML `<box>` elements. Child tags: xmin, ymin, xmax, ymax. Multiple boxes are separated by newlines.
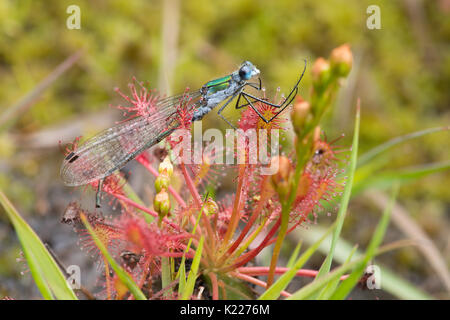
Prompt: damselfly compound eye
<box><xmin>239</xmin><ymin>65</ymin><xmax>251</xmax><ymax>80</ymax></box>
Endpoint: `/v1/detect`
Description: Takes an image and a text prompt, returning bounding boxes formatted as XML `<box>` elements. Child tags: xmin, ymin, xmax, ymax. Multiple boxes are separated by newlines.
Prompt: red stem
<box><xmin>265</xmin><ymin>216</ymin><xmax>307</xmax><ymax>247</ymax></box>
<box><xmin>222</xmin><ymin>164</ymin><xmax>247</xmax><ymax>245</ymax></box>
<box><xmin>162</xmin><ymin>252</ymin><xmax>194</xmax><ymax>259</ymax></box>
<box><xmin>209</xmin><ymin>273</ymin><xmax>219</xmax><ymax>300</ymax></box>
<box><xmin>237</xmin><ymin>267</ymin><xmax>349</xmax><ymax>280</ymax></box>
<box><xmin>179</xmin><ymin>162</ymin><xmax>202</xmax><ymax>207</ymax></box>
<box><xmin>226</xmin><ymin>199</ymin><xmax>264</xmax><ymax>255</ymax></box>
<box><xmin>230</xmin><ymin>272</ymin><xmax>291</xmax><ymax>298</ymax></box>
<box><xmin>227</xmin><ymin>175</ymin><xmax>271</xmax><ymax>255</ymax></box>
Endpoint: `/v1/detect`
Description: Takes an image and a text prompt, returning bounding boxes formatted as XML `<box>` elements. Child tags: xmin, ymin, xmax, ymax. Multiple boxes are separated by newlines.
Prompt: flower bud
<box><xmin>154</xmin><ymin>190</ymin><xmax>170</xmax><ymax>220</ymax></box>
<box><xmin>312</xmin><ymin>57</ymin><xmax>331</xmax><ymax>87</ymax></box>
<box><xmin>296</xmin><ymin>173</ymin><xmax>312</xmax><ymax>198</ymax></box>
<box><xmin>330</xmin><ymin>44</ymin><xmax>353</xmax><ymax>78</ymax></box>
<box><xmin>291</xmin><ymin>97</ymin><xmax>311</xmax><ymax>133</ymax></box>
<box><xmin>155</xmin><ymin>174</ymin><xmax>170</xmax><ymax>193</ymax></box>
<box><xmin>270</xmin><ymin>156</ymin><xmax>293</xmax><ymax>199</ymax></box>
<box><xmin>159</xmin><ymin>156</ymin><xmax>173</xmax><ymax>178</ymax></box>
<box><xmin>204</xmin><ymin>198</ymin><xmax>219</xmax><ymax>216</ymax></box>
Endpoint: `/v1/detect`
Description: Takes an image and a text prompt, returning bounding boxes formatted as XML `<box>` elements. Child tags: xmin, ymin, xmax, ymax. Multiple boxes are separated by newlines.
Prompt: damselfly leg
<box><xmin>96</xmin><ymin>178</ymin><xmax>104</xmax><ymax>208</ymax></box>
<box><xmin>216</xmin><ymin>78</ymin><xmax>263</xmax><ymax>128</ymax></box>
<box><xmin>235</xmin><ymin>60</ymin><xmax>307</xmax><ymax>123</ymax></box>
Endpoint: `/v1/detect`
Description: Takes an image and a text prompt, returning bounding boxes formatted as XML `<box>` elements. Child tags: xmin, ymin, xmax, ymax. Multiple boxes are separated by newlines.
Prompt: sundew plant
<box><xmin>0</xmin><ymin>44</ymin><xmax>443</xmax><ymax>300</ymax></box>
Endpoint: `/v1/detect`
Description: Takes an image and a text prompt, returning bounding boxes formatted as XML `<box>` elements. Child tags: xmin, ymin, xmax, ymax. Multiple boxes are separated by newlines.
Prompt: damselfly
<box><xmin>61</xmin><ymin>60</ymin><xmax>307</xmax><ymax>207</ymax></box>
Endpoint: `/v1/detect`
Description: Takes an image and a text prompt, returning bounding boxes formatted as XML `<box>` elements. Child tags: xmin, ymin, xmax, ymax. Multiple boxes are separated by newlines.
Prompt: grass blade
<box><xmin>286</xmin><ymin>242</ymin><xmax>302</xmax><ymax>269</ymax></box>
<box><xmin>316</xmin><ymin>103</ymin><xmax>360</xmax><ymax>278</ymax></box>
<box><xmin>329</xmin><ymin>184</ymin><xmax>398</xmax><ymax>299</ymax></box>
<box><xmin>353</xmin><ymin>161</ymin><xmax>450</xmax><ymax>194</ymax></box>
<box><xmin>0</xmin><ymin>190</ymin><xmax>77</xmax><ymax>300</ymax></box>
<box><xmin>357</xmin><ymin>126</ymin><xmax>449</xmax><ymax>167</ymax></box>
<box><xmin>258</xmin><ymin>222</ymin><xmax>336</xmax><ymax>300</ymax></box>
<box><xmin>287</xmin><ymin>259</ymin><xmax>360</xmax><ymax>300</ymax></box>
<box><xmin>178</xmin><ymin>262</ymin><xmax>186</xmax><ymax>296</ymax></box>
<box><xmin>181</xmin><ymin>236</ymin><xmax>204</xmax><ymax>300</ymax></box>
<box><xmin>317</xmin><ymin>245</ymin><xmax>358</xmax><ymax>299</ymax></box>
<box><xmin>298</xmin><ymin>227</ymin><xmax>432</xmax><ymax>299</ymax></box>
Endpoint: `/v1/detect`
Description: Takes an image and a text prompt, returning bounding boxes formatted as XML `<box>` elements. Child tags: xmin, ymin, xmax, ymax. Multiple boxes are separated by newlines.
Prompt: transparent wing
<box><xmin>60</xmin><ymin>91</ymin><xmax>201</xmax><ymax>186</ymax></box>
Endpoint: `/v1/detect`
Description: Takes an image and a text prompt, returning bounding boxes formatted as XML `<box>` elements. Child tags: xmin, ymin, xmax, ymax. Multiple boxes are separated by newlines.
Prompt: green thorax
<box><xmin>205</xmin><ymin>75</ymin><xmax>232</xmax><ymax>94</ymax></box>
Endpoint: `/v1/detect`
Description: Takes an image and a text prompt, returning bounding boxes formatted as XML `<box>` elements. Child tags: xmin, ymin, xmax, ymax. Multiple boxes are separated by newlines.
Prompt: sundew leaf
<box><xmin>0</xmin><ymin>190</ymin><xmax>77</xmax><ymax>300</ymax></box>
<box><xmin>315</xmin><ymin>104</ymin><xmax>360</xmax><ymax>278</ymax></box>
<box><xmin>329</xmin><ymin>184</ymin><xmax>398</xmax><ymax>299</ymax></box>
<box><xmin>316</xmin><ymin>245</ymin><xmax>358</xmax><ymax>300</ymax></box>
<box><xmin>80</xmin><ymin>213</ymin><xmax>146</xmax><ymax>300</ymax></box>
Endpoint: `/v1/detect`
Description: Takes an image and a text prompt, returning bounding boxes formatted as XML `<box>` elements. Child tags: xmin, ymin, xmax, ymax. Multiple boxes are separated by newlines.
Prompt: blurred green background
<box><xmin>0</xmin><ymin>0</ymin><xmax>448</xmax><ymax>299</ymax></box>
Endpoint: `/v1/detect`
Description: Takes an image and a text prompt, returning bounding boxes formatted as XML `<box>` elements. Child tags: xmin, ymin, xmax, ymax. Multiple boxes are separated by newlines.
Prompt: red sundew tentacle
<box><xmin>112</xmin><ymin>78</ymin><xmax>161</xmax><ymax>123</ymax></box>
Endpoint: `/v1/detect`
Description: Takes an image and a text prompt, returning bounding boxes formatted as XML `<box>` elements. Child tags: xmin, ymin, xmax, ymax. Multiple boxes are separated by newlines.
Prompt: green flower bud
<box><xmin>330</xmin><ymin>44</ymin><xmax>353</xmax><ymax>78</ymax></box>
<box><xmin>155</xmin><ymin>174</ymin><xmax>170</xmax><ymax>193</ymax></box>
<box><xmin>270</xmin><ymin>156</ymin><xmax>293</xmax><ymax>200</ymax></box>
<box><xmin>154</xmin><ymin>190</ymin><xmax>170</xmax><ymax>220</ymax></box>
<box><xmin>159</xmin><ymin>156</ymin><xmax>173</xmax><ymax>178</ymax></box>
<box><xmin>312</xmin><ymin>57</ymin><xmax>331</xmax><ymax>89</ymax></box>
<box><xmin>291</xmin><ymin>97</ymin><xmax>311</xmax><ymax>133</ymax></box>
<box><xmin>204</xmin><ymin>198</ymin><xmax>219</xmax><ymax>216</ymax></box>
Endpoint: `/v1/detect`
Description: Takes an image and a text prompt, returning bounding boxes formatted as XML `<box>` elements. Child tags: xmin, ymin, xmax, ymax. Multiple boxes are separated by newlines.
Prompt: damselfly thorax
<box><xmin>61</xmin><ymin>60</ymin><xmax>306</xmax><ymax>207</ymax></box>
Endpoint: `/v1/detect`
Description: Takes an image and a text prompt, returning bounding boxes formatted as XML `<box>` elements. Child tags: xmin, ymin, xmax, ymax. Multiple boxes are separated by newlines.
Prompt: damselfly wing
<box><xmin>61</xmin><ymin>92</ymin><xmax>202</xmax><ymax>186</ymax></box>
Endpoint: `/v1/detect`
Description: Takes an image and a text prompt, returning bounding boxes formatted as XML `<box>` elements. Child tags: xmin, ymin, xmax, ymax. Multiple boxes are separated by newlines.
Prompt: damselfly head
<box><xmin>239</xmin><ymin>61</ymin><xmax>260</xmax><ymax>81</ymax></box>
